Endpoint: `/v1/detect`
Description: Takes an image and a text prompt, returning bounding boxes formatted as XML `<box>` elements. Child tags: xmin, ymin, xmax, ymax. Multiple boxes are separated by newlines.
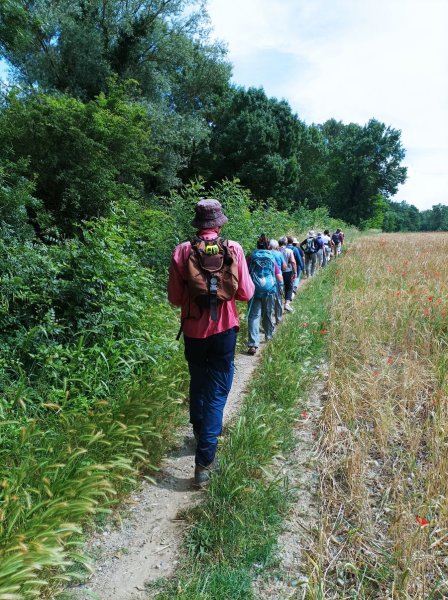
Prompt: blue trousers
<box><xmin>247</xmin><ymin>295</ymin><xmax>275</xmax><ymax>347</ymax></box>
<box><xmin>184</xmin><ymin>328</ymin><xmax>237</xmax><ymax>467</ymax></box>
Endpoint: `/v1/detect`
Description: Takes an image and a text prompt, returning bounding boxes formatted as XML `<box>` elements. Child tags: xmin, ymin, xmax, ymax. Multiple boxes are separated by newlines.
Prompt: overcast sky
<box><xmin>207</xmin><ymin>0</ymin><xmax>448</xmax><ymax>211</ymax></box>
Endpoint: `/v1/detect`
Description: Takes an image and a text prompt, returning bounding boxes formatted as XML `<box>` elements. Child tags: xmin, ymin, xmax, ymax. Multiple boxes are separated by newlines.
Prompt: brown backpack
<box><xmin>185</xmin><ymin>237</ymin><xmax>239</xmax><ymax>321</ymax></box>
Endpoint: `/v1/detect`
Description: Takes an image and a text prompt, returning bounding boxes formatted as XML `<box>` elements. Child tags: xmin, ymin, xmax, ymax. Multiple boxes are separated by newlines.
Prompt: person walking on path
<box><xmin>246</xmin><ymin>235</ymin><xmax>283</xmax><ymax>355</ymax></box>
<box><xmin>167</xmin><ymin>199</ymin><xmax>254</xmax><ymax>487</ymax></box>
<box><xmin>315</xmin><ymin>232</ymin><xmax>325</xmax><ymax>268</ymax></box>
<box><xmin>287</xmin><ymin>236</ymin><xmax>304</xmax><ymax>294</ymax></box>
<box><xmin>278</xmin><ymin>236</ymin><xmax>297</xmax><ymax>312</ymax></box>
<box><xmin>322</xmin><ymin>229</ymin><xmax>332</xmax><ymax>266</ymax></box>
<box><xmin>269</xmin><ymin>239</ymin><xmax>286</xmax><ymax>324</ymax></box>
<box><xmin>300</xmin><ymin>231</ymin><xmax>318</xmax><ymax>277</ymax></box>
<box><xmin>332</xmin><ymin>228</ymin><xmax>343</xmax><ymax>257</ymax></box>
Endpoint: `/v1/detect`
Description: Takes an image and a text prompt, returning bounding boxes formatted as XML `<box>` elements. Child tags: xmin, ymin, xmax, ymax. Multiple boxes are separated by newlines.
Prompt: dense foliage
<box><xmin>1</xmin><ymin>0</ymin><xmax>445</xmax><ymax>228</ymax></box>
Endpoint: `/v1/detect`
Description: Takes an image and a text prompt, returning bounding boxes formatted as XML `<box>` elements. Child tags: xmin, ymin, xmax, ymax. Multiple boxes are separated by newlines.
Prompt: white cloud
<box><xmin>207</xmin><ymin>0</ymin><xmax>448</xmax><ymax>210</ymax></box>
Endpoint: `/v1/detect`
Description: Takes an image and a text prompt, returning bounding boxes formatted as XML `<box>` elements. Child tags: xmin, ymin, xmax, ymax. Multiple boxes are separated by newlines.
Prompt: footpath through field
<box><xmin>71</xmin><ymin>276</ymin><xmax>316</xmax><ymax>600</ymax></box>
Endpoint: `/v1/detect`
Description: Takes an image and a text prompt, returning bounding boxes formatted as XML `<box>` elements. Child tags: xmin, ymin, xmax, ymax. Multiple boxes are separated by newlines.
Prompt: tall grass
<box><xmin>155</xmin><ymin>265</ymin><xmax>336</xmax><ymax>599</ymax></box>
<box><xmin>307</xmin><ymin>233</ymin><xmax>448</xmax><ymax>598</ymax></box>
<box><xmin>0</xmin><ymin>312</ymin><xmax>188</xmax><ymax>599</ymax></box>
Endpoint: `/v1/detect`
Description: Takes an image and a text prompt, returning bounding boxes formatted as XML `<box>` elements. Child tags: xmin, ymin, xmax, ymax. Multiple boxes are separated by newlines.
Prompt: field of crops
<box><xmin>309</xmin><ymin>233</ymin><xmax>448</xmax><ymax>598</ymax></box>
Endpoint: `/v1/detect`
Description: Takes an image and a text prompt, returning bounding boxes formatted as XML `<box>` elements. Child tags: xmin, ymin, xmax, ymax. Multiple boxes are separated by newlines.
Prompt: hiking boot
<box><xmin>247</xmin><ymin>346</ymin><xmax>257</xmax><ymax>355</ymax></box>
<box><xmin>284</xmin><ymin>304</ymin><xmax>294</xmax><ymax>312</ymax></box>
<box><xmin>194</xmin><ymin>464</ymin><xmax>212</xmax><ymax>488</ymax></box>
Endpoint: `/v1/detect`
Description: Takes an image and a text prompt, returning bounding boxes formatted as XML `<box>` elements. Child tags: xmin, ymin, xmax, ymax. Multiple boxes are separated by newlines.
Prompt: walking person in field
<box><xmin>278</xmin><ymin>236</ymin><xmax>297</xmax><ymax>312</ymax></box>
<box><xmin>332</xmin><ymin>228</ymin><xmax>343</xmax><ymax>256</ymax></box>
<box><xmin>315</xmin><ymin>232</ymin><xmax>325</xmax><ymax>268</ymax></box>
<box><xmin>247</xmin><ymin>234</ymin><xmax>283</xmax><ymax>355</ymax></box>
<box><xmin>300</xmin><ymin>231</ymin><xmax>318</xmax><ymax>277</ymax></box>
<box><xmin>287</xmin><ymin>236</ymin><xmax>304</xmax><ymax>294</ymax></box>
<box><xmin>167</xmin><ymin>199</ymin><xmax>254</xmax><ymax>487</ymax></box>
<box><xmin>322</xmin><ymin>229</ymin><xmax>332</xmax><ymax>266</ymax></box>
<box><xmin>269</xmin><ymin>239</ymin><xmax>286</xmax><ymax>324</ymax></box>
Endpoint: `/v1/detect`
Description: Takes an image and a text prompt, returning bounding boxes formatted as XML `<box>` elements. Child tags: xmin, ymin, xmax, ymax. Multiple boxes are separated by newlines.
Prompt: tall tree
<box><xmin>206</xmin><ymin>87</ymin><xmax>301</xmax><ymax>207</ymax></box>
<box><xmin>295</xmin><ymin>122</ymin><xmax>331</xmax><ymax>209</ymax></box>
<box><xmin>0</xmin><ymin>0</ymin><xmax>232</xmax><ymax>193</ymax></box>
<box><xmin>320</xmin><ymin>118</ymin><xmax>407</xmax><ymax>225</ymax></box>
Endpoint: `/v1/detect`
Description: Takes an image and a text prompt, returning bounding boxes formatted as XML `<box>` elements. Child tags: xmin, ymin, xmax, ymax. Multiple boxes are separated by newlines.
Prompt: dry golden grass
<box><xmin>308</xmin><ymin>233</ymin><xmax>448</xmax><ymax>599</ymax></box>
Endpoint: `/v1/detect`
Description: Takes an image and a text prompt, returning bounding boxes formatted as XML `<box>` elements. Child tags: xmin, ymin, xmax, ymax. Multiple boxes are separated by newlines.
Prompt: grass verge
<box><xmin>153</xmin><ymin>265</ymin><xmax>336</xmax><ymax>599</ymax></box>
<box><xmin>0</xmin><ymin>305</ymin><xmax>189</xmax><ymax>599</ymax></box>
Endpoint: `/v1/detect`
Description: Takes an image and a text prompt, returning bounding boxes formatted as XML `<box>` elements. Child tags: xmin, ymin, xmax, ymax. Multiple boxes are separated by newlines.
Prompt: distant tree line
<box><xmin>0</xmin><ymin>0</ymin><xmax>445</xmax><ymax>233</ymax></box>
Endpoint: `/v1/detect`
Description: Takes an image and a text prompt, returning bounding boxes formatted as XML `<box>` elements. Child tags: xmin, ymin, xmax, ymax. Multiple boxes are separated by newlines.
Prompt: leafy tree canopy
<box><xmin>320</xmin><ymin>118</ymin><xmax>407</xmax><ymax>225</ymax></box>
<box><xmin>0</xmin><ymin>81</ymin><xmax>155</xmax><ymax>234</ymax></box>
<box><xmin>0</xmin><ymin>0</ymin><xmax>231</xmax><ymax>106</ymax></box>
<box><xmin>206</xmin><ymin>87</ymin><xmax>301</xmax><ymax>207</ymax></box>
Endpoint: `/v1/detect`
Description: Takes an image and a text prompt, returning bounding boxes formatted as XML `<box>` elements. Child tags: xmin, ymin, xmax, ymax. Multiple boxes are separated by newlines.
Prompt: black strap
<box><xmin>209</xmin><ymin>275</ymin><xmax>218</xmax><ymax>321</ymax></box>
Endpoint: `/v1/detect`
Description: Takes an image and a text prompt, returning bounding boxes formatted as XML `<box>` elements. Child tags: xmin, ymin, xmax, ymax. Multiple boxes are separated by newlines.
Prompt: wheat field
<box><xmin>308</xmin><ymin>233</ymin><xmax>448</xmax><ymax>599</ymax></box>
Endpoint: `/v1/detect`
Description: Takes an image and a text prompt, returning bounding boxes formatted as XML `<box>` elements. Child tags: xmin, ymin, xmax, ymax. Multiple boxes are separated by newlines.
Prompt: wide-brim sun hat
<box><xmin>191</xmin><ymin>198</ymin><xmax>228</xmax><ymax>229</ymax></box>
<box><xmin>292</xmin><ymin>237</ymin><xmax>298</xmax><ymax>244</ymax></box>
<box><xmin>308</xmin><ymin>230</ymin><xmax>315</xmax><ymax>237</ymax></box>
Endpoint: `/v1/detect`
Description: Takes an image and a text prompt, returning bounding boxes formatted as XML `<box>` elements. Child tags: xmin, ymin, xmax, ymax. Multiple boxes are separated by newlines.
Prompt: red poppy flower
<box><xmin>387</xmin><ymin>357</ymin><xmax>394</xmax><ymax>365</ymax></box>
<box><xmin>416</xmin><ymin>516</ymin><xmax>429</xmax><ymax>527</ymax></box>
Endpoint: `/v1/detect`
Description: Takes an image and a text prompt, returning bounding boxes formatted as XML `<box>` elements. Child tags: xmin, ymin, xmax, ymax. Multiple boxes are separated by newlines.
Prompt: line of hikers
<box><xmin>246</xmin><ymin>229</ymin><xmax>344</xmax><ymax>355</ymax></box>
<box><xmin>168</xmin><ymin>198</ymin><xmax>344</xmax><ymax>486</ymax></box>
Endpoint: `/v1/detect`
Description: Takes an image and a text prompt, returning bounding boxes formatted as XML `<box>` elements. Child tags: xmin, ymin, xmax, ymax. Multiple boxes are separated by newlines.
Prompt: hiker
<box><xmin>300</xmin><ymin>231</ymin><xmax>318</xmax><ymax>277</ymax></box>
<box><xmin>332</xmin><ymin>228</ymin><xmax>343</xmax><ymax>256</ymax></box>
<box><xmin>167</xmin><ymin>199</ymin><xmax>254</xmax><ymax>487</ymax></box>
<box><xmin>287</xmin><ymin>236</ymin><xmax>304</xmax><ymax>294</ymax></box>
<box><xmin>315</xmin><ymin>232</ymin><xmax>325</xmax><ymax>268</ymax></box>
<box><xmin>322</xmin><ymin>229</ymin><xmax>332</xmax><ymax>266</ymax></box>
<box><xmin>247</xmin><ymin>234</ymin><xmax>283</xmax><ymax>355</ymax></box>
<box><xmin>278</xmin><ymin>236</ymin><xmax>297</xmax><ymax>312</ymax></box>
<box><xmin>339</xmin><ymin>229</ymin><xmax>345</xmax><ymax>252</ymax></box>
<box><xmin>269</xmin><ymin>239</ymin><xmax>286</xmax><ymax>324</ymax></box>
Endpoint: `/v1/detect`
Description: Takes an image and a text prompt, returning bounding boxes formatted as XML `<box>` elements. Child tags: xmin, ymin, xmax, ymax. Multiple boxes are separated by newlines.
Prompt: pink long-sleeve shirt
<box><xmin>167</xmin><ymin>229</ymin><xmax>255</xmax><ymax>338</ymax></box>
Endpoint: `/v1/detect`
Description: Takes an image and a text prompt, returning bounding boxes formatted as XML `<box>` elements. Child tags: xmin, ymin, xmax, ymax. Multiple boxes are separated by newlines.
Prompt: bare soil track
<box><xmin>71</xmin><ymin>350</ymin><xmax>262</xmax><ymax>600</ymax></box>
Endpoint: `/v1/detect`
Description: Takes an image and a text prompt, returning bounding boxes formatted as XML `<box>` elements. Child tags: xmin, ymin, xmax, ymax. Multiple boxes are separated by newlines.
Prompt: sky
<box><xmin>207</xmin><ymin>0</ymin><xmax>448</xmax><ymax>211</ymax></box>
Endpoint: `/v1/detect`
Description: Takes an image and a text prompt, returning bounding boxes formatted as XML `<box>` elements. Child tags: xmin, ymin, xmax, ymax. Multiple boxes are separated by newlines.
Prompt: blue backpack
<box><xmin>249</xmin><ymin>250</ymin><xmax>277</xmax><ymax>298</ymax></box>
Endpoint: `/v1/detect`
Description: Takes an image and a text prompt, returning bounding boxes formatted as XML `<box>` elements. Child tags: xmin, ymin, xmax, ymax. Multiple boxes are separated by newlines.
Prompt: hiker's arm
<box><xmin>235</xmin><ymin>244</ymin><xmax>255</xmax><ymax>301</ymax></box>
<box><xmin>290</xmin><ymin>253</ymin><xmax>297</xmax><ymax>278</ymax></box>
<box><xmin>167</xmin><ymin>246</ymin><xmax>187</xmax><ymax>307</ymax></box>
<box><xmin>274</xmin><ymin>262</ymin><xmax>283</xmax><ymax>284</ymax></box>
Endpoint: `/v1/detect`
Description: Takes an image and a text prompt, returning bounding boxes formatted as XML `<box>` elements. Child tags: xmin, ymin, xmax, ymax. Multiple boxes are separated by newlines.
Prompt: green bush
<box><xmin>0</xmin><ymin>84</ymin><xmax>155</xmax><ymax>235</ymax></box>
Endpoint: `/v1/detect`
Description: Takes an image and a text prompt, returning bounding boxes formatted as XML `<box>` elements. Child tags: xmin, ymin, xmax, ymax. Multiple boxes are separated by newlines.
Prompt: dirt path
<box><xmin>253</xmin><ymin>365</ymin><xmax>327</xmax><ymax>599</ymax></box>
<box><xmin>70</xmin><ymin>279</ymin><xmax>315</xmax><ymax>600</ymax></box>
<box><xmin>70</xmin><ymin>349</ymin><xmax>263</xmax><ymax>600</ymax></box>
